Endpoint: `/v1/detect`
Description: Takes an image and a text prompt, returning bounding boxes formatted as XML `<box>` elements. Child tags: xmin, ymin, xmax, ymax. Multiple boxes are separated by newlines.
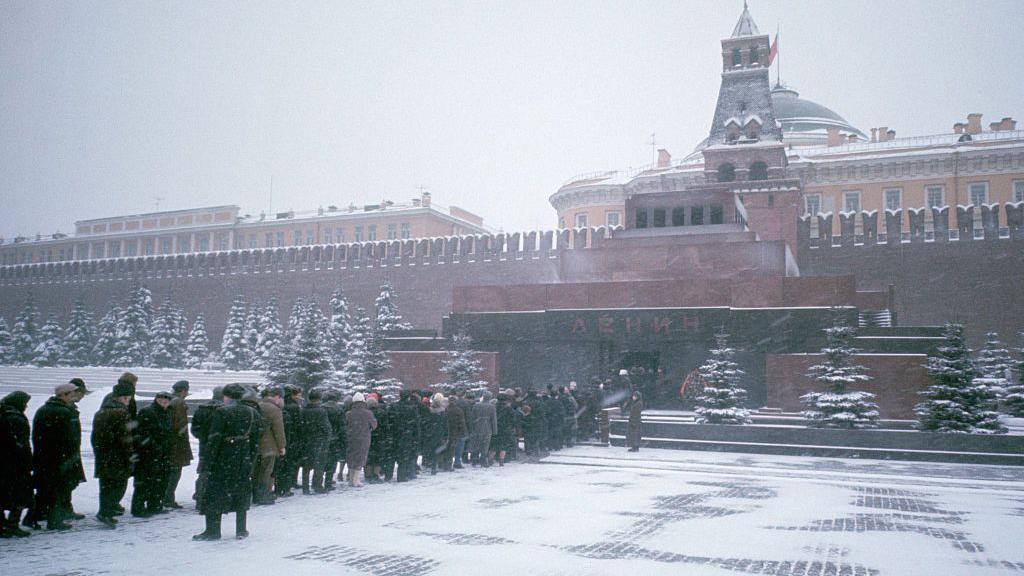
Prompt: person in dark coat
<box><xmin>300</xmin><ymin>389</ymin><xmax>333</xmax><ymax>494</ymax></box>
<box><xmin>392</xmin><ymin>391</ymin><xmax>421</xmax><ymax>482</ymax></box>
<box><xmin>191</xmin><ymin>386</ymin><xmax>223</xmax><ymax>510</ymax></box>
<box><xmin>31</xmin><ymin>383</ymin><xmax>82</xmax><ymax>530</ymax></box>
<box><xmin>494</xmin><ymin>393</ymin><xmax>519</xmax><ymax>465</ymax></box>
<box><xmin>421</xmin><ymin>394</ymin><xmax>449</xmax><ymax>474</ymax></box>
<box><xmin>275</xmin><ymin>385</ymin><xmax>304</xmax><ymax>496</ymax></box>
<box><xmin>131</xmin><ymin>392</ymin><xmax>173</xmax><ymax>517</ymax></box>
<box><xmin>254</xmin><ymin>387</ymin><xmax>285</xmax><ymax>505</ymax></box>
<box><xmin>0</xmin><ymin>391</ymin><xmax>33</xmax><ymax>538</ymax></box>
<box><xmin>344</xmin><ymin>392</ymin><xmax>377</xmax><ymax>487</ymax></box>
<box><xmin>522</xmin><ymin>389</ymin><xmax>547</xmax><ymax>457</ymax></box>
<box><xmin>91</xmin><ymin>383</ymin><xmax>135</xmax><ymax>527</ymax></box>
<box><xmin>468</xmin><ymin>391</ymin><xmax>498</xmax><ymax>467</ymax></box>
<box><xmin>194</xmin><ymin>384</ymin><xmax>262</xmax><ymax>540</ymax></box>
<box><xmin>543</xmin><ymin>388</ymin><xmax>565</xmax><ymax>451</ymax></box>
<box><xmin>322</xmin><ymin>391</ymin><xmax>346</xmax><ymax>489</ymax></box>
<box><xmin>164</xmin><ymin>380</ymin><xmax>192</xmax><ymax>509</ymax></box>
<box><xmin>102</xmin><ymin>372</ymin><xmax>138</xmax><ymax>420</ymax></box>
<box><xmin>625</xmin><ymin>390</ymin><xmax>644</xmax><ymax>452</ymax></box>
<box><xmin>560</xmin><ymin>386</ymin><xmax>579</xmax><ymax>448</ymax></box>
<box><xmin>444</xmin><ymin>393</ymin><xmax>468</xmax><ymax>470</ymax></box>
<box><xmin>367</xmin><ymin>396</ymin><xmax>393</xmax><ymax>482</ymax></box>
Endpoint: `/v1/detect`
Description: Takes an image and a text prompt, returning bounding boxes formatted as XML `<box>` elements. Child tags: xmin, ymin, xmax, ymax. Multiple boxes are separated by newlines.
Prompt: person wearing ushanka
<box><xmin>194</xmin><ymin>383</ymin><xmax>262</xmax><ymax>540</ymax></box>
<box><xmin>31</xmin><ymin>383</ymin><xmax>82</xmax><ymax>530</ymax></box>
<box><xmin>131</xmin><ymin>391</ymin><xmax>173</xmax><ymax>517</ymax></box>
<box><xmin>164</xmin><ymin>380</ymin><xmax>192</xmax><ymax>509</ymax></box>
<box><xmin>91</xmin><ymin>382</ymin><xmax>135</xmax><ymax>527</ymax></box>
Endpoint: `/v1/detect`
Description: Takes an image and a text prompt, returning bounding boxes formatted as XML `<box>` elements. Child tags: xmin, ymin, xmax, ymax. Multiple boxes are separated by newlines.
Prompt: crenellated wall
<box><xmin>798</xmin><ymin>202</ymin><xmax>1024</xmax><ymax>346</ymax></box>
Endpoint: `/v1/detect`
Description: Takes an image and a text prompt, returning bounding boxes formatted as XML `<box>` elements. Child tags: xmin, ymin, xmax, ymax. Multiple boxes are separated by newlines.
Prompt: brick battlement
<box><xmin>0</xmin><ymin>226</ymin><xmax>625</xmax><ymax>287</ymax></box>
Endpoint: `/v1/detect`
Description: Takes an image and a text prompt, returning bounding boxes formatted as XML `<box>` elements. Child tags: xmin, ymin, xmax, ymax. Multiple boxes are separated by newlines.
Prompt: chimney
<box><xmin>990</xmin><ymin>121</ymin><xmax>1002</xmax><ymax>132</ymax></box>
<box><xmin>656</xmin><ymin>148</ymin><xmax>671</xmax><ymax>168</ymax></box>
<box><xmin>1001</xmin><ymin>117</ymin><xmax>1016</xmax><ymax>131</ymax></box>
<box><xmin>886</xmin><ymin>129</ymin><xmax>896</xmax><ymax>141</ymax></box>
<box><xmin>953</xmin><ymin>122</ymin><xmax>964</xmax><ymax>134</ymax></box>
<box><xmin>966</xmin><ymin>113</ymin><xmax>982</xmax><ymax>135</ymax></box>
<box><xmin>848</xmin><ymin>134</ymin><xmax>859</xmax><ymax>142</ymax></box>
<box><xmin>421</xmin><ymin>191</ymin><xmax>432</xmax><ymax>208</ymax></box>
<box><xmin>870</xmin><ymin>128</ymin><xmax>878</xmax><ymax>142</ymax></box>
<box><xmin>826</xmin><ymin>127</ymin><xmax>843</xmax><ymax>147</ymax></box>
<box><xmin>412</xmin><ymin>197</ymin><xmax>421</xmax><ymax>207</ymax></box>
<box><xmin>877</xmin><ymin>127</ymin><xmax>889</xmax><ymax>142</ymax></box>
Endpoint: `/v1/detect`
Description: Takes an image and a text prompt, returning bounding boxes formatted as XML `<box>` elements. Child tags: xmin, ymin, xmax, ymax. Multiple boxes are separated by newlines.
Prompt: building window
<box><xmin>558</xmin><ymin>217</ymin><xmax>565</xmax><ymax>229</ymax></box>
<box><xmin>1014</xmin><ymin>180</ymin><xmax>1024</xmax><ymax>203</ymax></box>
<box><xmin>294</xmin><ymin>231</ymin><xmax>302</xmax><ymax>245</ymax></box>
<box><xmin>324</xmin><ymin>229</ymin><xmax>333</xmax><ymax>243</ymax></box>
<box><xmin>717</xmin><ymin>163</ymin><xmax>736</xmax><ymax>182</ymax></box>
<box><xmin>672</xmin><ymin>207</ymin><xmax>686</xmax><ymax>226</ymax></box>
<box><xmin>400</xmin><ymin>223</ymin><xmax>410</xmax><ymax>239</ymax></box>
<box><xmin>368</xmin><ymin>225</ymin><xmax>377</xmax><ymax>241</ymax></box>
<box><xmin>652</xmin><ymin>209</ymin><xmax>666</xmax><ymax>227</ymax></box>
<box><xmin>126</xmin><ymin>242</ymin><xmax>137</xmax><ymax>257</ymax></box>
<box><xmin>249</xmin><ymin>235</ymin><xmax>257</xmax><ymax>248</ymax></box>
<box><xmin>749</xmin><ymin>161</ymin><xmax>768</xmax><ymax>180</ymax></box>
<box><xmin>884</xmin><ymin>188</ymin><xmax>902</xmax><ymax>211</ymax></box>
<box><xmin>605</xmin><ymin>212</ymin><xmax>621</xmax><ymax>227</ymax></box>
<box><xmin>635</xmin><ymin>210</ymin><xmax>648</xmax><ymax>229</ymax></box>
<box><xmin>58</xmin><ymin>248</ymin><xmax>65</xmax><ymax>261</ymax></box>
<box><xmin>387</xmin><ymin>223</ymin><xmax>397</xmax><ymax>239</ymax></box>
<box><xmin>306</xmin><ymin>231</ymin><xmax>314</xmax><ymax>245</ymax></box>
<box><xmin>198</xmin><ymin>236</ymin><xmax>209</xmax><ymax>252</ymax></box>
<box><xmin>276</xmin><ymin>232</ymin><xmax>284</xmax><ymax>247</ymax></box>
<box><xmin>732</xmin><ymin>48</ymin><xmax>742</xmax><ymax>66</ymax></box>
<box><xmin>805</xmin><ymin>194</ymin><xmax>821</xmax><ymax>216</ymax></box>
<box><xmin>179</xmin><ymin>235</ymin><xmax>191</xmax><ymax>253</ymax></box>
<box><xmin>355</xmin><ymin>226</ymin><xmax>363</xmax><ymax>242</ymax></box>
<box><xmin>337</xmin><ymin>228</ymin><xmax>346</xmax><ymax>242</ymax></box>
<box><xmin>968</xmin><ymin>182</ymin><xmax>988</xmax><ymax>206</ymax></box>
<box><xmin>109</xmin><ymin>243</ymin><xmax>121</xmax><ymax>258</ymax></box>
<box><xmin>575</xmin><ymin>213</ymin><xmax>588</xmax><ymax>228</ymax></box>
<box><xmin>926</xmin><ymin>186</ymin><xmax>945</xmax><ymax>208</ymax></box>
<box><xmin>265</xmin><ymin>233</ymin><xmax>273</xmax><ymax>247</ymax></box>
<box><xmin>161</xmin><ymin>238</ymin><xmax>172</xmax><ymax>254</ymax></box>
<box><xmin>217</xmin><ymin>233</ymin><xmax>229</xmax><ymax>251</ymax></box>
<box><xmin>144</xmin><ymin>239</ymin><xmax>155</xmax><ymax>255</ymax></box>
<box><xmin>710</xmin><ymin>204</ymin><xmax>724</xmax><ymax>225</ymax></box>
<box><xmin>749</xmin><ymin>45</ymin><xmax>759</xmax><ymax>64</ymax></box>
<box><xmin>843</xmin><ymin>191</ymin><xmax>861</xmax><ymax>213</ymax></box>
<box><xmin>691</xmin><ymin>206</ymin><xmax>704</xmax><ymax>225</ymax></box>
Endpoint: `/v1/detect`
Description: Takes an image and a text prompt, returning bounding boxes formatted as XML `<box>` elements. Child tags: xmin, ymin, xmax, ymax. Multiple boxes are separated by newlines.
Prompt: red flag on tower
<box><xmin>767</xmin><ymin>32</ymin><xmax>779</xmax><ymax>66</ymax></box>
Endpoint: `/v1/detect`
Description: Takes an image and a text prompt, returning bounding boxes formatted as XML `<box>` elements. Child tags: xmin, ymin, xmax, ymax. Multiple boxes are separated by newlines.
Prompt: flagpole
<box><xmin>776</xmin><ymin>24</ymin><xmax>781</xmax><ymax>86</ymax></box>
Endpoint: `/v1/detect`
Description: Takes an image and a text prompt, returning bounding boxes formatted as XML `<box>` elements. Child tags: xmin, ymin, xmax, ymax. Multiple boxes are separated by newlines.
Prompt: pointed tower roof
<box><xmin>731</xmin><ymin>2</ymin><xmax>761</xmax><ymax>38</ymax></box>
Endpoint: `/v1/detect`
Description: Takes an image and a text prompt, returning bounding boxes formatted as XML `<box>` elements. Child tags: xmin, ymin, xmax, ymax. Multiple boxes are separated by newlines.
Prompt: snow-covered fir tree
<box><xmin>92</xmin><ymin>307</ymin><xmax>120</xmax><ymax>366</ymax></box>
<box><xmin>0</xmin><ymin>317</ymin><xmax>14</xmax><ymax>365</ymax></box>
<box><xmin>285</xmin><ymin>298</ymin><xmax>306</xmax><ymax>343</ymax></box>
<box><xmin>374</xmin><ymin>281</ymin><xmax>412</xmax><ymax>332</ymax></box>
<box><xmin>32</xmin><ymin>314</ymin><xmax>65</xmax><ymax>367</ymax></box>
<box><xmin>1001</xmin><ymin>331</ymin><xmax>1024</xmax><ymax>417</ymax></box>
<box><xmin>253</xmin><ymin>298</ymin><xmax>283</xmax><ymax>370</ymax></box>
<box><xmin>916</xmin><ymin>323</ymin><xmax>1006</xmax><ymax>434</ymax></box>
<box><xmin>974</xmin><ymin>332</ymin><xmax>1013</xmax><ymax>404</ymax></box>
<box><xmin>800</xmin><ymin>318</ymin><xmax>879</xmax><ymax>429</ymax></box>
<box><xmin>244</xmin><ymin>304</ymin><xmax>262</xmax><ymax>366</ymax></box>
<box><xmin>171</xmin><ymin>304</ymin><xmax>189</xmax><ymax>354</ymax></box>
<box><xmin>11</xmin><ymin>297</ymin><xmax>41</xmax><ymax>364</ymax></box>
<box><xmin>327</xmin><ymin>286</ymin><xmax>352</xmax><ymax>368</ymax></box>
<box><xmin>694</xmin><ymin>329</ymin><xmax>750</xmax><ymax>424</ymax></box>
<box><xmin>220</xmin><ymin>296</ymin><xmax>251</xmax><ymax>370</ymax></box>
<box><xmin>438</xmin><ymin>331</ymin><xmax>488</xmax><ymax>397</ymax></box>
<box><xmin>338</xmin><ymin>308</ymin><xmax>373</xmax><ymax>395</ymax></box>
<box><xmin>149</xmin><ymin>300</ymin><xmax>184</xmax><ymax>368</ymax></box>
<box><xmin>111</xmin><ymin>285</ymin><xmax>153</xmax><ymax>366</ymax></box>
<box><xmin>61</xmin><ymin>298</ymin><xmax>95</xmax><ymax>366</ymax></box>
<box><xmin>287</xmin><ymin>302</ymin><xmax>335</xmax><ymax>391</ymax></box>
<box><xmin>184</xmin><ymin>314</ymin><xmax>210</xmax><ymax>368</ymax></box>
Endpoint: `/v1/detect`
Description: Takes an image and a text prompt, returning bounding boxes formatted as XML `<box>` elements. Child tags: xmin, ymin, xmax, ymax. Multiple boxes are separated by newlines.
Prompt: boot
<box><xmin>46</xmin><ymin>509</ymin><xmax>71</xmax><ymax>531</ymax></box>
<box><xmin>301</xmin><ymin>468</ymin><xmax>312</xmax><ymax>495</ymax></box>
<box><xmin>312</xmin><ymin>469</ymin><xmax>326</xmax><ymax>494</ymax></box>
<box><xmin>193</xmin><ymin>514</ymin><xmax>222</xmax><ymax>540</ymax></box>
<box><xmin>235</xmin><ymin>511</ymin><xmax>249</xmax><ymax>539</ymax></box>
<box><xmin>5</xmin><ymin>510</ymin><xmax>30</xmax><ymax>538</ymax></box>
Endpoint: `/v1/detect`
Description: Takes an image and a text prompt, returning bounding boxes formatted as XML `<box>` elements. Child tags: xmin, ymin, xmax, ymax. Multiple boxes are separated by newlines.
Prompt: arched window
<box><xmin>749</xmin><ymin>161</ymin><xmax>768</xmax><ymax>181</ymax></box>
<box><xmin>750</xmin><ymin>46</ymin><xmax>759</xmax><ymax>64</ymax></box>
<box><xmin>745</xmin><ymin>121</ymin><xmax>761</xmax><ymax>140</ymax></box>
<box><xmin>732</xmin><ymin>49</ymin><xmax>742</xmax><ymax>66</ymax></box>
<box><xmin>718</xmin><ymin>163</ymin><xmax>736</xmax><ymax>183</ymax></box>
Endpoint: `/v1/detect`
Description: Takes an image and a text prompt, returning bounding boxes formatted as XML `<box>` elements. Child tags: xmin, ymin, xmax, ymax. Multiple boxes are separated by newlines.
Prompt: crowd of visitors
<box><xmin>0</xmin><ymin>372</ymin><xmax>635</xmax><ymax>540</ymax></box>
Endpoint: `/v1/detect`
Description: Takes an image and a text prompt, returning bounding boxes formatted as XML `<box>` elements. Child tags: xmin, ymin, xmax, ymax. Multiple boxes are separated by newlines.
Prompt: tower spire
<box><xmin>732</xmin><ymin>1</ymin><xmax>760</xmax><ymax>38</ymax></box>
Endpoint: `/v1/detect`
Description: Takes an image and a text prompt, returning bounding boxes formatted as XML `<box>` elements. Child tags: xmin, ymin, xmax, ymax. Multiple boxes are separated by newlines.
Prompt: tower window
<box><xmin>718</xmin><ymin>163</ymin><xmax>736</xmax><ymax>182</ymax></box>
<box><xmin>653</xmin><ymin>208</ymin><xmax>666</xmax><ymax>227</ymax></box>
<box><xmin>732</xmin><ymin>48</ymin><xmax>742</xmax><ymax>66</ymax></box>
<box><xmin>672</xmin><ymin>207</ymin><xmax>686</xmax><ymax>226</ymax></box>
<box><xmin>750</xmin><ymin>46</ymin><xmax>759</xmax><ymax>64</ymax></box>
<box><xmin>749</xmin><ymin>161</ymin><xmax>768</xmax><ymax>180</ymax></box>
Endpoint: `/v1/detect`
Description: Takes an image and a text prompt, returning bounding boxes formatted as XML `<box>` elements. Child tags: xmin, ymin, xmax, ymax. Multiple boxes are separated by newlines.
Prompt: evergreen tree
<box><xmin>328</xmin><ymin>286</ymin><xmax>352</xmax><ymax>368</ymax></box>
<box><xmin>171</xmin><ymin>304</ymin><xmax>189</xmax><ymax>354</ymax></box>
<box><xmin>184</xmin><ymin>314</ymin><xmax>210</xmax><ymax>369</ymax></box>
<box><xmin>800</xmin><ymin>318</ymin><xmax>879</xmax><ymax>429</ymax></box>
<box><xmin>244</xmin><ymin>304</ymin><xmax>262</xmax><ymax>366</ymax></box>
<box><xmin>92</xmin><ymin>307</ymin><xmax>120</xmax><ymax>366</ymax></box>
<box><xmin>150</xmin><ymin>300</ymin><xmax>184</xmax><ymax>368</ymax></box>
<box><xmin>288</xmin><ymin>302</ymin><xmax>335</xmax><ymax>391</ymax></box>
<box><xmin>0</xmin><ymin>317</ymin><xmax>14</xmax><ymax>365</ymax></box>
<box><xmin>916</xmin><ymin>323</ymin><xmax>1006</xmax><ymax>434</ymax></box>
<box><xmin>111</xmin><ymin>285</ymin><xmax>152</xmax><ymax>367</ymax></box>
<box><xmin>438</xmin><ymin>331</ymin><xmax>488</xmax><ymax>397</ymax></box>
<box><xmin>285</xmin><ymin>298</ymin><xmax>306</xmax><ymax>343</ymax></box>
<box><xmin>61</xmin><ymin>298</ymin><xmax>95</xmax><ymax>366</ymax></box>
<box><xmin>11</xmin><ymin>297</ymin><xmax>40</xmax><ymax>364</ymax></box>
<box><xmin>374</xmin><ymin>281</ymin><xmax>411</xmax><ymax>332</ymax></box>
<box><xmin>1001</xmin><ymin>331</ymin><xmax>1024</xmax><ymax>417</ymax></box>
<box><xmin>253</xmin><ymin>298</ymin><xmax>283</xmax><ymax>371</ymax></box>
<box><xmin>974</xmin><ymin>332</ymin><xmax>1013</xmax><ymax>404</ymax></box>
<box><xmin>220</xmin><ymin>296</ymin><xmax>250</xmax><ymax>370</ymax></box>
<box><xmin>339</xmin><ymin>308</ymin><xmax>373</xmax><ymax>395</ymax></box>
<box><xmin>694</xmin><ymin>329</ymin><xmax>751</xmax><ymax>424</ymax></box>
<box><xmin>32</xmin><ymin>314</ymin><xmax>65</xmax><ymax>367</ymax></box>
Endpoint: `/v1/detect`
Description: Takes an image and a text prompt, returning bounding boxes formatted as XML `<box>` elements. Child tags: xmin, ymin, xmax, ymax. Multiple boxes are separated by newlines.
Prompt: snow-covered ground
<box><xmin>3</xmin><ymin>368</ymin><xmax>1024</xmax><ymax>575</ymax></box>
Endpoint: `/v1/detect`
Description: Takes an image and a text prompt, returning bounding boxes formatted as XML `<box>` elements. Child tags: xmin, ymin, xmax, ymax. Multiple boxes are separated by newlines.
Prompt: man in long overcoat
<box><xmin>322</xmin><ymin>391</ymin><xmax>346</xmax><ymax>489</ymax></box>
<box><xmin>275</xmin><ymin>385</ymin><xmax>304</xmax><ymax>497</ymax></box>
<box><xmin>91</xmin><ymin>382</ymin><xmax>135</xmax><ymax>526</ymax></box>
<box><xmin>165</xmin><ymin>380</ymin><xmax>192</xmax><ymax>508</ymax></box>
<box><xmin>344</xmin><ymin>392</ymin><xmax>377</xmax><ymax>487</ymax></box>
<box><xmin>194</xmin><ymin>384</ymin><xmax>262</xmax><ymax>540</ymax></box>
<box><xmin>468</xmin><ymin>391</ymin><xmax>498</xmax><ymax>467</ymax></box>
<box><xmin>254</xmin><ymin>387</ymin><xmax>285</xmax><ymax>505</ymax></box>
<box><xmin>131</xmin><ymin>392</ymin><xmax>173</xmax><ymax>517</ymax></box>
<box><xmin>0</xmin><ymin>391</ymin><xmax>33</xmax><ymax>537</ymax></box>
<box><xmin>191</xmin><ymin>386</ymin><xmax>223</xmax><ymax>511</ymax></box>
<box><xmin>31</xmin><ymin>383</ymin><xmax>81</xmax><ymax>530</ymax></box>
<box><xmin>300</xmin><ymin>388</ymin><xmax>332</xmax><ymax>494</ymax></box>
<box><xmin>444</xmin><ymin>393</ymin><xmax>467</xmax><ymax>470</ymax></box>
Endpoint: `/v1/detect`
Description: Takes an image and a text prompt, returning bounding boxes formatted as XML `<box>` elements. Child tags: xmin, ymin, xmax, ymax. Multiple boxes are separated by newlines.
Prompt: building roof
<box><xmin>731</xmin><ymin>3</ymin><xmax>761</xmax><ymax>38</ymax></box>
<box><xmin>772</xmin><ymin>85</ymin><xmax>867</xmax><ymax>139</ymax></box>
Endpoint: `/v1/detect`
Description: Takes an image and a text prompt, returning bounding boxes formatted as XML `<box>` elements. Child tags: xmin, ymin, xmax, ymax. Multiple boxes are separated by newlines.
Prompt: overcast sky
<box><xmin>2</xmin><ymin>0</ymin><xmax>1022</xmax><ymax>238</ymax></box>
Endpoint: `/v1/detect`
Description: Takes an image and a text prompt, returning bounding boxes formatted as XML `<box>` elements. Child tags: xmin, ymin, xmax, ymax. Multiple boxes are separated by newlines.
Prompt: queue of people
<box><xmin>0</xmin><ymin>374</ymin><xmax>621</xmax><ymax>541</ymax></box>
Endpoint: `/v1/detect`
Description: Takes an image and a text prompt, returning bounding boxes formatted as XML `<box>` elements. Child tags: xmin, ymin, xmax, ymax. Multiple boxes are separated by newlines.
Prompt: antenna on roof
<box><xmin>649</xmin><ymin>133</ymin><xmax>657</xmax><ymax>164</ymax></box>
<box><xmin>153</xmin><ymin>196</ymin><xmax>163</xmax><ymax>211</ymax></box>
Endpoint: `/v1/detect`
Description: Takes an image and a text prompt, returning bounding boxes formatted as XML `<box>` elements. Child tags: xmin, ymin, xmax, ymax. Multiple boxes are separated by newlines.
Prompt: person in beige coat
<box><xmin>254</xmin><ymin>387</ymin><xmax>286</xmax><ymax>505</ymax></box>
